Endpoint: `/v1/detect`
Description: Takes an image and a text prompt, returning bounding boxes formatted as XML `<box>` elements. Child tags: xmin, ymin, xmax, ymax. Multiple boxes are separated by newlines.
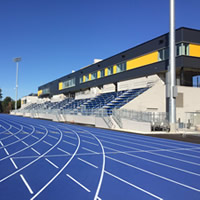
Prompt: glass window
<box><xmin>43</xmin><ymin>88</ymin><xmax>50</xmax><ymax>94</ymax></box>
<box><xmin>100</xmin><ymin>69</ymin><xmax>105</xmax><ymax>78</ymax></box>
<box><xmin>183</xmin><ymin>43</ymin><xmax>189</xmax><ymax>55</ymax></box>
<box><xmin>85</xmin><ymin>74</ymin><xmax>89</xmax><ymax>82</ymax></box>
<box><xmin>79</xmin><ymin>76</ymin><xmax>83</xmax><ymax>83</ymax></box>
<box><xmin>176</xmin><ymin>43</ymin><xmax>189</xmax><ymax>56</ymax></box>
<box><xmin>63</xmin><ymin>78</ymin><xmax>75</xmax><ymax>89</ymax></box>
<box><xmin>158</xmin><ymin>49</ymin><xmax>164</xmax><ymax>61</ymax></box>
<box><xmin>158</xmin><ymin>48</ymin><xmax>169</xmax><ymax>61</ymax></box>
<box><xmin>177</xmin><ymin>43</ymin><xmax>182</xmax><ymax>56</ymax></box>
<box><xmin>107</xmin><ymin>66</ymin><xmax>113</xmax><ymax>75</ymax></box>
<box><xmin>116</xmin><ymin>62</ymin><xmax>126</xmax><ymax>73</ymax></box>
<box><xmin>91</xmin><ymin>71</ymin><xmax>97</xmax><ymax>80</ymax></box>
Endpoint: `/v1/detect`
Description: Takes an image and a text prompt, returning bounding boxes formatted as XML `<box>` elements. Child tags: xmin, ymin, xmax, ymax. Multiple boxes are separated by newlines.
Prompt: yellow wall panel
<box><xmin>113</xmin><ymin>65</ymin><xmax>117</xmax><ymax>74</ymax></box>
<box><xmin>97</xmin><ymin>71</ymin><xmax>100</xmax><ymax>78</ymax></box>
<box><xmin>105</xmin><ymin>68</ymin><xmax>108</xmax><ymax>76</ymax></box>
<box><xmin>83</xmin><ymin>75</ymin><xmax>86</xmax><ymax>82</ymax></box>
<box><xmin>189</xmin><ymin>44</ymin><xmax>200</xmax><ymax>57</ymax></box>
<box><xmin>59</xmin><ymin>82</ymin><xmax>63</xmax><ymax>90</ymax></box>
<box><xmin>89</xmin><ymin>73</ymin><xmax>91</xmax><ymax>81</ymax></box>
<box><xmin>38</xmin><ymin>90</ymin><xmax>42</xmax><ymax>96</ymax></box>
<box><xmin>127</xmin><ymin>51</ymin><xmax>158</xmax><ymax>70</ymax></box>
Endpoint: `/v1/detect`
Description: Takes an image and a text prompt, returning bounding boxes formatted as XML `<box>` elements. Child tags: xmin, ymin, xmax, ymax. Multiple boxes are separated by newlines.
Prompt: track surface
<box><xmin>0</xmin><ymin>114</ymin><xmax>200</xmax><ymax>200</ymax></box>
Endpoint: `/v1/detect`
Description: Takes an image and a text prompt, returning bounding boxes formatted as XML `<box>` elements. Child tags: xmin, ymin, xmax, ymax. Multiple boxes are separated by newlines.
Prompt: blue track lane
<box><xmin>0</xmin><ymin>114</ymin><xmax>200</xmax><ymax>200</ymax></box>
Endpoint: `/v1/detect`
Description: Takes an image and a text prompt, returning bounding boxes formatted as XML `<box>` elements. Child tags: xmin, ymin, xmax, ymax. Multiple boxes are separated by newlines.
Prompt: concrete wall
<box><xmin>121</xmin><ymin>78</ymin><xmax>166</xmax><ymax>112</ymax></box>
<box><xmin>21</xmin><ymin>96</ymin><xmax>38</xmax><ymax>109</ymax></box>
<box><xmin>121</xmin><ymin>118</ymin><xmax>151</xmax><ymax>132</ymax></box>
<box><xmin>118</xmin><ymin>74</ymin><xmax>160</xmax><ymax>91</ymax></box>
<box><xmin>177</xmin><ymin>86</ymin><xmax>200</xmax><ymax>123</ymax></box>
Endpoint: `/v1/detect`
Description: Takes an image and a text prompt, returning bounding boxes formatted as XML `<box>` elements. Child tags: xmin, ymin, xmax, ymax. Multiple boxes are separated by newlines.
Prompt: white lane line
<box><xmin>82</xmin><ymin>140</ymin><xmax>99</xmax><ymax>146</ymax></box>
<box><xmin>63</xmin><ymin>140</ymin><xmax>76</xmax><ymax>146</ymax></box>
<box><xmin>93</xmin><ymin>129</ymin><xmax>197</xmax><ymax>149</ymax></box>
<box><xmin>4</xmin><ymin>147</ymin><xmax>9</xmax><ymax>156</ymax></box>
<box><xmin>48</xmin><ymin>135</ymin><xmax>58</xmax><ymax>140</ymax></box>
<box><xmin>0</xmin><ymin>125</ymin><xmax>42</xmax><ymax>162</ymax></box>
<box><xmin>20</xmin><ymin>174</ymin><xmax>34</xmax><ymax>194</ymax></box>
<box><xmin>106</xmin><ymin>155</ymin><xmax>200</xmax><ymax>192</ymax></box>
<box><xmin>21</xmin><ymin>140</ymin><xmax>29</xmax><ymax>146</ymax></box>
<box><xmin>45</xmin><ymin>158</ymin><xmax>59</xmax><ymax>169</ymax></box>
<box><xmin>63</xmin><ymin>131</ymin><xmax>74</xmax><ymax>134</ymax></box>
<box><xmin>82</xmin><ymin>147</ymin><xmax>98</xmax><ymax>154</ymax></box>
<box><xmin>0</xmin><ymin>123</ymin><xmax>34</xmax><ymax>148</ymax></box>
<box><xmin>57</xmin><ymin>147</ymin><xmax>70</xmax><ymax>155</ymax></box>
<box><xmin>78</xmin><ymin>157</ymin><xmax>98</xmax><ymax>169</ymax></box>
<box><xmin>102</xmin><ymin>140</ymin><xmax>200</xmax><ymax>177</ymax></box>
<box><xmin>103</xmin><ymin>145</ymin><xmax>200</xmax><ymax>167</ymax></box>
<box><xmin>105</xmin><ymin>170</ymin><xmax>163</xmax><ymax>200</ymax></box>
<box><xmin>80</xmin><ymin>134</ymin><xmax>95</xmax><ymax>140</ymax></box>
<box><xmin>31</xmin><ymin>135</ymin><xmax>39</xmax><ymax>140</ymax></box>
<box><xmin>66</xmin><ymin>174</ymin><xmax>91</xmax><ymax>192</ymax></box>
<box><xmin>94</xmin><ymin>131</ymin><xmax>200</xmax><ymax>159</ymax></box>
<box><xmin>15</xmin><ymin>135</ymin><xmax>20</xmax><ymax>139</ymax></box>
<box><xmin>36</xmin><ymin>131</ymin><xmax>44</xmax><ymax>134</ymax></box>
<box><xmin>30</xmin><ymin>127</ymin><xmax>80</xmax><ymax>200</ymax></box>
<box><xmin>31</xmin><ymin>148</ymin><xmax>41</xmax><ymax>155</ymax></box>
<box><xmin>43</xmin><ymin>140</ymin><xmax>53</xmax><ymax>146</ymax></box>
<box><xmin>10</xmin><ymin>158</ymin><xmax>18</xmax><ymax>169</ymax></box>
<box><xmin>49</xmin><ymin>131</ymin><xmax>59</xmax><ymax>134</ymax></box>
<box><xmin>0</xmin><ymin>140</ymin><xmax>4</xmax><ymax>147</ymax></box>
<box><xmin>72</xmin><ymin>127</ymin><xmax>105</xmax><ymax>200</ymax></box>
<box><xmin>63</xmin><ymin>135</ymin><xmax>77</xmax><ymax>140</ymax></box>
<box><xmin>0</xmin><ymin>126</ymin><xmax>54</xmax><ymax>182</ymax></box>
<box><xmin>0</xmin><ymin>122</ymin><xmax>23</xmax><ymax>142</ymax></box>
<box><xmin>96</xmin><ymin>197</ymin><xmax>101</xmax><ymax>200</ymax></box>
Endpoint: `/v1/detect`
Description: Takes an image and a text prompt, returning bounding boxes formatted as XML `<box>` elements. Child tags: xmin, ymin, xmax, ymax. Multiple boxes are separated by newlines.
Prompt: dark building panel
<box><xmin>38</xmin><ymin>27</ymin><xmax>200</xmax><ymax>97</ymax></box>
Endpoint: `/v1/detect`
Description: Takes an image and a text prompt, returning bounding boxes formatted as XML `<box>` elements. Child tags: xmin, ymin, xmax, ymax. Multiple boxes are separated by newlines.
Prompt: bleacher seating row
<box><xmin>23</xmin><ymin>87</ymin><xmax>149</xmax><ymax>114</ymax></box>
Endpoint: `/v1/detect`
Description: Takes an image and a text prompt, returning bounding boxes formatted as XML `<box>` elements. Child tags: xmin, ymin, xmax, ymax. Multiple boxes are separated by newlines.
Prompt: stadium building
<box><xmin>18</xmin><ymin>27</ymin><xmax>200</xmax><ymax>132</ymax></box>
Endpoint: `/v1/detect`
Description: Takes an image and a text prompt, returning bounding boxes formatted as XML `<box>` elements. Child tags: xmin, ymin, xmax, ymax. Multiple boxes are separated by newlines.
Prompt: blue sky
<box><xmin>0</xmin><ymin>0</ymin><xmax>200</xmax><ymax>100</ymax></box>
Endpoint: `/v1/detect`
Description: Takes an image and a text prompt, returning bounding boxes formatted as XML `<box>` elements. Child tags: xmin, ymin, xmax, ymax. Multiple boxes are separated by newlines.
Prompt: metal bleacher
<box><xmin>22</xmin><ymin>87</ymin><xmax>149</xmax><ymax>115</ymax></box>
<box><xmin>103</xmin><ymin>87</ymin><xmax>148</xmax><ymax>114</ymax></box>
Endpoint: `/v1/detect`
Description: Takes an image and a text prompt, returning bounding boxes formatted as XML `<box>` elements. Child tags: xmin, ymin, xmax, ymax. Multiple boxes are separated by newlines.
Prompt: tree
<box><xmin>2</xmin><ymin>97</ymin><xmax>14</xmax><ymax>113</ymax></box>
<box><xmin>0</xmin><ymin>88</ymin><xmax>2</xmax><ymax>113</ymax></box>
<box><xmin>0</xmin><ymin>88</ymin><xmax>2</xmax><ymax>100</ymax></box>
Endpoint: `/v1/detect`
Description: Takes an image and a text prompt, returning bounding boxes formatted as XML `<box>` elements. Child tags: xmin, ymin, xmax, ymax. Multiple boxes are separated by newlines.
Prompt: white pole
<box><xmin>15</xmin><ymin>61</ymin><xmax>19</xmax><ymax>110</ymax></box>
<box><xmin>13</xmin><ymin>57</ymin><xmax>21</xmax><ymax>111</ymax></box>
<box><xmin>169</xmin><ymin>0</ymin><xmax>176</xmax><ymax>132</ymax></box>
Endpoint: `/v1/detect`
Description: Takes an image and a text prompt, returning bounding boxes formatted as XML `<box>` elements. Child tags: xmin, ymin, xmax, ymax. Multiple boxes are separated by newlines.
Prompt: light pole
<box><xmin>13</xmin><ymin>57</ymin><xmax>21</xmax><ymax>110</ymax></box>
<box><xmin>169</xmin><ymin>0</ymin><xmax>177</xmax><ymax>132</ymax></box>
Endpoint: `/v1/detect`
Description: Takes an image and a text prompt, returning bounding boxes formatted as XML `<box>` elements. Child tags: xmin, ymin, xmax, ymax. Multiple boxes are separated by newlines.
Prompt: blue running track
<box><xmin>0</xmin><ymin>114</ymin><xmax>200</xmax><ymax>200</ymax></box>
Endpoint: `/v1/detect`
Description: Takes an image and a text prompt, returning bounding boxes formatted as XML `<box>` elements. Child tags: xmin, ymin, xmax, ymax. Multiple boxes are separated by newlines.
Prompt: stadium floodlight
<box><xmin>13</xmin><ymin>57</ymin><xmax>21</xmax><ymax>110</ymax></box>
<box><xmin>169</xmin><ymin>0</ymin><xmax>176</xmax><ymax>132</ymax></box>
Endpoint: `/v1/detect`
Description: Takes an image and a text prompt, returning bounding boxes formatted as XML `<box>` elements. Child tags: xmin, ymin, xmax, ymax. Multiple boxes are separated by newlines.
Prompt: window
<box><xmin>79</xmin><ymin>76</ymin><xmax>83</xmax><ymax>83</ymax></box>
<box><xmin>100</xmin><ymin>69</ymin><xmax>105</xmax><ymax>78</ymax></box>
<box><xmin>159</xmin><ymin>43</ymin><xmax>189</xmax><ymax>61</ymax></box>
<box><xmin>158</xmin><ymin>48</ymin><xmax>169</xmax><ymax>61</ymax></box>
<box><xmin>177</xmin><ymin>43</ymin><xmax>189</xmax><ymax>56</ymax></box>
<box><xmin>158</xmin><ymin>49</ymin><xmax>164</xmax><ymax>61</ymax></box>
<box><xmin>63</xmin><ymin>78</ymin><xmax>75</xmax><ymax>89</ymax></box>
<box><xmin>85</xmin><ymin>74</ymin><xmax>89</xmax><ymax>82</ymax></box>
<box><xmin>43</xmin><ymin>88</ymin><xmax>50</xmax><ymax>94</ymax></box>
<box><xmin>116</xmin><ymin>62</ymin><xmax>126</xmax><ymax>73</ymax></box>
<box><xmin>91</xmin><ymin>71</ymin><xmax>97</xmax><ymax>80</ymax></box>
<box><xmin>107</xmin><ymin>66</ymin><xmax>113</xmax><ymax>75</ymax></box>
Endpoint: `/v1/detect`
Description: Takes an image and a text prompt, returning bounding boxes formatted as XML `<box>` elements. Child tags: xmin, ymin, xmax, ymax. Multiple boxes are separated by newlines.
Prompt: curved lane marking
<box><xmin>0</xmin><ymin>125</ymin><xmax>46</xmax><ymax>162</ymax></box>
<box><xmin>66</xmin><ymin>125</ymin><xmax>105</xmax><ymax>200</ymax></box>
<box><xmin>30</xmin><ymin>126</ymin><xmax>80</xmax><ymax>200</ymax></box>
<box><xmin>0</xmin><ymin>125</ymin><xmax>62</xmax><ymax>182</ymax></box>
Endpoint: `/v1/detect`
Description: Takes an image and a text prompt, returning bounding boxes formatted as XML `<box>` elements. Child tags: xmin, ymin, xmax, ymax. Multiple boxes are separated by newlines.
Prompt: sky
<box><xmin>0</xmin><ymin>0</ymin><xmax>200</xmax><ymax>100</ymax></box>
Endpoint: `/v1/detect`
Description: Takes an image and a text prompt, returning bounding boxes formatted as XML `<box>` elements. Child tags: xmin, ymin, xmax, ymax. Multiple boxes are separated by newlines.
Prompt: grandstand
<box><xmin>13</xmin><ymin>27</ymin><xmax>200</xmax><ymax>133</ymax></box>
